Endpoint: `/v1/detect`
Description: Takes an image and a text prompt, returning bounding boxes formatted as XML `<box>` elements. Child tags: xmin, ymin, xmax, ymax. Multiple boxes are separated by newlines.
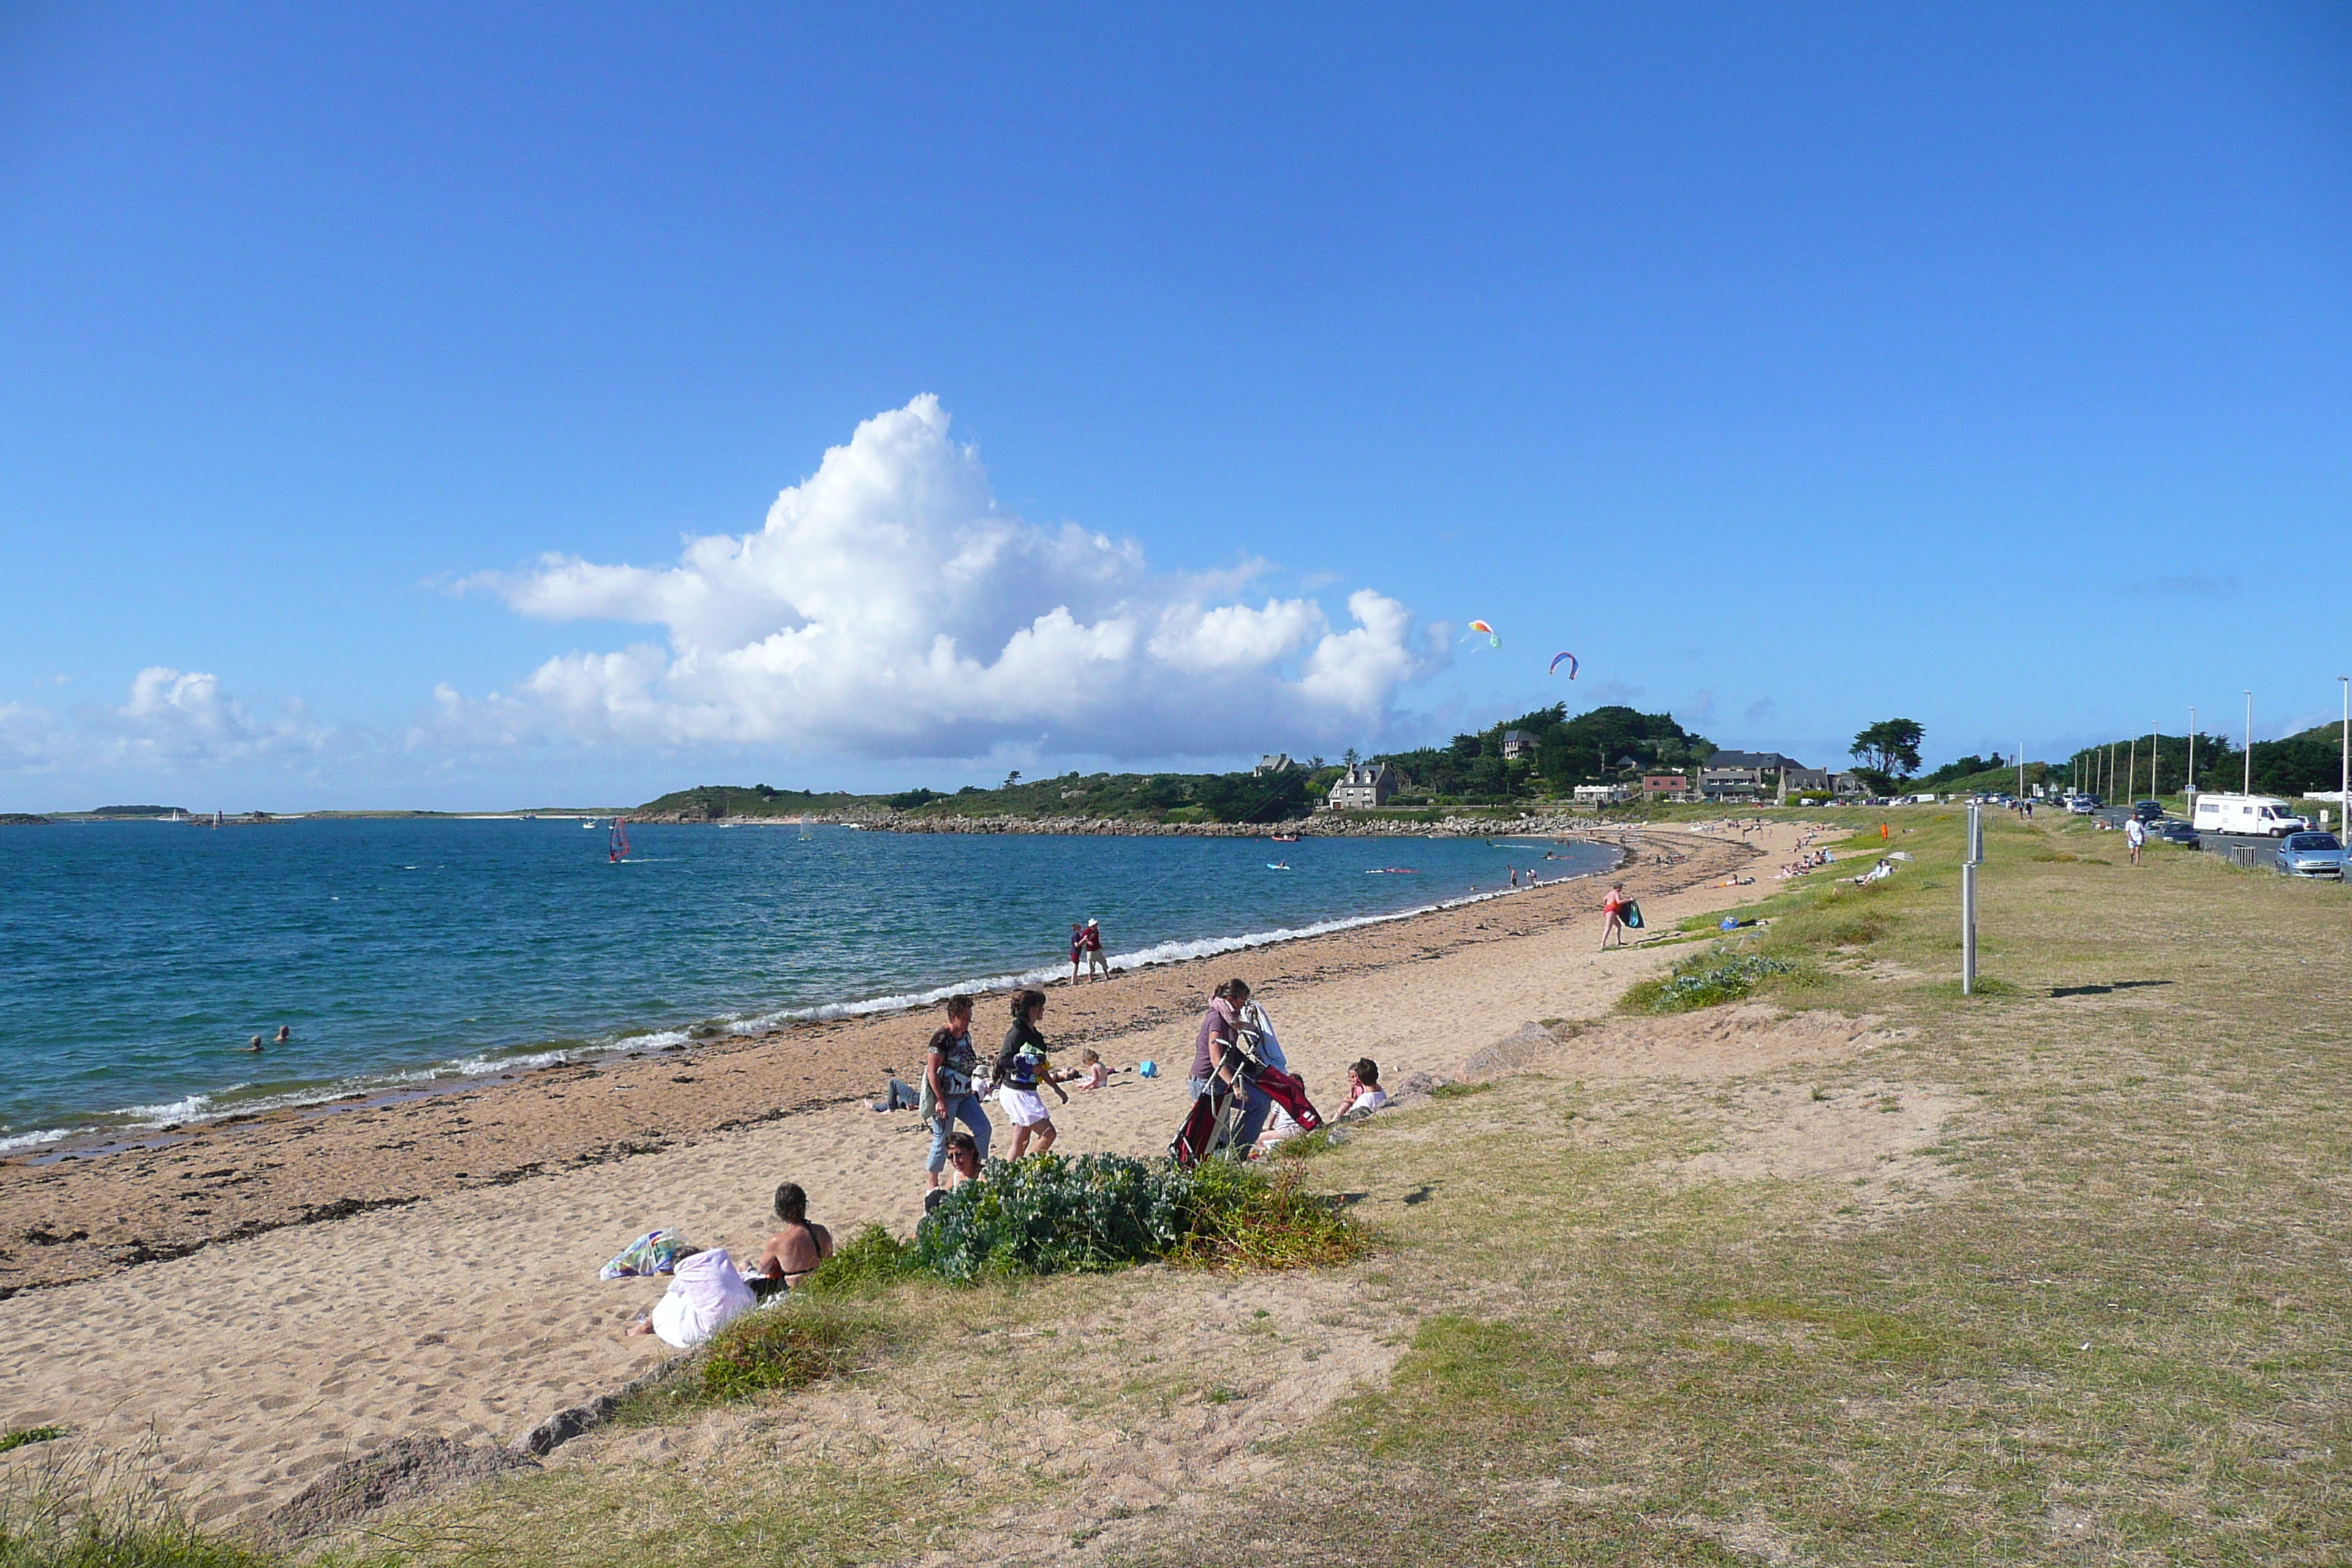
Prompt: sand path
<box><xmin>1</xmin><ymin>821</ymin><xmax>1809</xmax><ymax>1526</ymax></box>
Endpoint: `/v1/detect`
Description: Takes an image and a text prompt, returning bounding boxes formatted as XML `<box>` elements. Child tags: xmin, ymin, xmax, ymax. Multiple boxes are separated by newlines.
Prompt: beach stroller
<box><xmin>1169</xmin><ymin>1019</ymin><xmax>1325</xmax><ymax>1168</ymax></box>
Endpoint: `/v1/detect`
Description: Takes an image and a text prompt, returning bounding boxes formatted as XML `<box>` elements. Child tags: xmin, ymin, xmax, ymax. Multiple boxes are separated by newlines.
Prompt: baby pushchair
<box><xmin>1169</xmin><ymin>1019</ymin><xmax>1325</xmax><ymax>1167</ymax></box>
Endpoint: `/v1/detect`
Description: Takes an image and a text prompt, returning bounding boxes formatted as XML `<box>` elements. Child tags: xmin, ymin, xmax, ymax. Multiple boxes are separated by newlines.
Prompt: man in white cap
<box><xmin>1083</xmin><ymin>917</ymin><xmax>1109</xmax><ymax>981</ymax></box>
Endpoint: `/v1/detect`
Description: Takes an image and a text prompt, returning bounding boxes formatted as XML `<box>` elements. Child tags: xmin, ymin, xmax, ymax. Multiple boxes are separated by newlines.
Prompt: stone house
<box><xmin>1327</xmin><ymin>762</ymin><xmax>1397</xmax><ymax>810</ymax></box>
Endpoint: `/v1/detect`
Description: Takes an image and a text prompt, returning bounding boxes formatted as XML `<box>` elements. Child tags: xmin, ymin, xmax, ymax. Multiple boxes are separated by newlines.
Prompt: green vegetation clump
<box><xmin>911</xmin><ymin>1153</ymin><xmax>1192</xmax><ymax>1282</ymax></box>
<box><xmin>0</xmin><ymin>1429</ymin><xmax>64</xmax><ymax>1456</ymax></box>
<box><xmin>900</xmin><ymin>1153</ymin><xmax>1370</xmax><ymax>1284</ymax></box>
<box><xmin>698</xmin><ymin>1299</ymin><xmax>889</xmax><ymax>1401</ymax></box>
<box><xmin>1164</xmin><ymin>1158</ymin><xmax>1371</xmax><ymax>1271</ymax></box>
<box><xmin>1622</xmin><ymin>952</ymin><xmax>1798</xmax><ymax>1014</ymax></box>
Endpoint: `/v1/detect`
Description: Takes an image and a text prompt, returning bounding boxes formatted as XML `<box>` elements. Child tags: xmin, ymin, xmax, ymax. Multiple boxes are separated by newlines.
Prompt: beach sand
<box><xmin>0</xmin><ymin>821</ymin><xmax>1817</xmax><ymax>1527</ymax></box>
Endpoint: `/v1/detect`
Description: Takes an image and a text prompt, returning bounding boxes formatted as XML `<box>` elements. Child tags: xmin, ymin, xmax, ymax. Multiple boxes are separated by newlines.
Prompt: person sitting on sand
<box><xmin>1342</xmin><ymin>1059</ymin><xmax>1389</xmax><ymax>1117</ymax></box>
<box><xmin>627</xmin><ymin>1245</ymin><xmax>755</xmax><ymax>1346</ymax></box>
<box><xmin>1054</xmin><ymin>1048</ymin><xmax>1109</xmax><ymax>1090</ymax></box>
<box><xmin>994</xmin><ymin>990</ymin><xmax>1068</xmax><ymax>1159</ymax></box>
<box><xmin>1256</xmin><ymin>1071</ymin><xmax>1311</xmax><ymax>1155</ymax></box>
<box><xmin>747</xmin><ymin>1181</ymin><xmax>834</xmax><ymax>1297</ymax></box>
<box><xmin>925</xmin><ymin>1131</ymin><xmax>981</xmax><ymax>1215</ymax></box>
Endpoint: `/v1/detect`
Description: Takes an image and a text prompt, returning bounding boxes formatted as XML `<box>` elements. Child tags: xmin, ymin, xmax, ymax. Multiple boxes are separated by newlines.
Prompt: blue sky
<box><xmin>2</xmin><ymin>4</ymin><xmax>2346</xmax><ymax>810</ymax></box>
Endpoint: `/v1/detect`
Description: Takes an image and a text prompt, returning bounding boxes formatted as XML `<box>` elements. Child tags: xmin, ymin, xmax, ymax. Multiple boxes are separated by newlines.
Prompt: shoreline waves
<box><xmin>1</xmin><ymin>840</ymin><xmax>1628</xmax><ymax>1161</ymax></box>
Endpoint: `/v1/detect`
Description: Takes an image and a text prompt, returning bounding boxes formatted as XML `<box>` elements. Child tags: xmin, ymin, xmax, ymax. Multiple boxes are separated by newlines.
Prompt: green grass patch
<box><xmin>1164</xmin><ymin>1158</ymin><xmax>1374</xmax><ymax>1271</ymax></box>
<box><xmin>1621</xmin><ymin>951</ymin><xmax>1801</xmax><ymax>1013</ymax></box>
<box><xmin>0</xmin><ymin>1431</ymin><xmax>64</xmax><ymax>1458</ymax></box>
<box><xmin>1428</xmin><ymin>1081</ymin><xmax>1493</xmax><ymax>1100</ymax></box>
<box><xmin>696</xmin><ymin>1297</ymin><xmax>890</xmax><ymax>1401</ymax></box>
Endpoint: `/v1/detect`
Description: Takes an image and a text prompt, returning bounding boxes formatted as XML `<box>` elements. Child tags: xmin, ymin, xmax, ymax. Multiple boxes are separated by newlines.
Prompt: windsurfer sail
<box><xmin>608</xmin><ymin>821</ymin><xmax>632</xmax><ymax>863</ymax></box>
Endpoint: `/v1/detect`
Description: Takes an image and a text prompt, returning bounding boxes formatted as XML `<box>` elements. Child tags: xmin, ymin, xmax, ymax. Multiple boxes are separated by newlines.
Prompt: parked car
<box><xmin>2132</xmin><ymin>799</ymin><xmax>2166</xmax><ymax>823</ymax></box>
<box><xmin>2274</xmin><ymin>832</ymin><xmax>2346</xmax><ymax>878</ymax></box>
<box><xmin>2068</xmin><ymin>795</ymin><xmax>2101</xmax><ymax>815</ymax></box>
<box><xmin>2152</xmin><ymin>821</ymin><xmax>2198</xmax><ymax>847</ymax></box>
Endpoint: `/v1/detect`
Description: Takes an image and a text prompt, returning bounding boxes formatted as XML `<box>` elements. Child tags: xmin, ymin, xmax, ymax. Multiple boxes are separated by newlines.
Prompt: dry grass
<box><xmin>1123</xmin><ymin>810</ymin><xmax>2352</xmax><ymax>1564</ymax></box>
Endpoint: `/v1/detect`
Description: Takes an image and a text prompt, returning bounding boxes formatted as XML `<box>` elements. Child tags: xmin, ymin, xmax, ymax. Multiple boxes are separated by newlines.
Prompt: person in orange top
<box><xmin>1600</xmin><ymin>882</ymin><xmax>1629</xmax><ymax>949</ymax></box>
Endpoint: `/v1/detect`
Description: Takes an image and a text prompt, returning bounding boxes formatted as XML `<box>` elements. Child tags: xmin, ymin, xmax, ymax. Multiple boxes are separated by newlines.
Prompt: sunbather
<box><xmin>747</xmin><ymin>1182</ymin><xmax>834</xmax><ymax>1296</ymax></box>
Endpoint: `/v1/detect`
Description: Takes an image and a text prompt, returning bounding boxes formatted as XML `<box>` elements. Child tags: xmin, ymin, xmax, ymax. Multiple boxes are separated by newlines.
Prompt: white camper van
<box><xmin>2191</xmin><ymin>794</ymin><xmax>2309</xmax><ymax>838</ymax></box>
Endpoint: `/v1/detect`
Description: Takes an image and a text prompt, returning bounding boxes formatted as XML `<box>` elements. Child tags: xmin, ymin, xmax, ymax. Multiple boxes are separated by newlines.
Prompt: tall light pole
<box><xmin>2340</xmin><ymin>678</ymin><xmax>2348</xmax><ymax>837</ymax></box>
<box><xmin>2150</xmin><ymin>723</ymin><xmax>2160</xmax><ymax>796</ymax></box>
<box><xmin>2244</xmin><ymin>691</ymin><xmax>2253</xmax><ymax>797</ymax></box>
<box><xmin>2187</xmin><ymin>707</ymin><xmax>2195</xmax><ymax>796</ymax></box>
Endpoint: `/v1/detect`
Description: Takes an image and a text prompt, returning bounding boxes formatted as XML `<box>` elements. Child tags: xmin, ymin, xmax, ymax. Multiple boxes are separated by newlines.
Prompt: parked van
<box><xmin>2190</xmin><ymin>794</ymin><xmax>2309</xmax><ymax>838</ymax></box>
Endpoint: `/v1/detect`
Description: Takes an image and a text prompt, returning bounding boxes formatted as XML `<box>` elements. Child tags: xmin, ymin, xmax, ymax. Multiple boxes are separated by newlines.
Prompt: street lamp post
<box><xmin>2244</xmin><ymin>692</ymin><xmax>2254</xmax><ymax>797</ymax></box>
<box><xmin>2187</xmin><ymin>707</ymin><xmax>2195</xmax><ymax>796</ymax></box>
<box><xmin>2340</xmin><ymin>678</ymin><xmax>2348</xmax><ymax>838</ymax></box>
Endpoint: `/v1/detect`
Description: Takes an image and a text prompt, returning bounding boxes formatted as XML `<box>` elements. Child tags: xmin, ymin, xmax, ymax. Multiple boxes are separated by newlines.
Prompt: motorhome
<box><xmin>2190</xmin><ymin>793</ymin><xmax>2309</xmax><ymax>839</ymax></box>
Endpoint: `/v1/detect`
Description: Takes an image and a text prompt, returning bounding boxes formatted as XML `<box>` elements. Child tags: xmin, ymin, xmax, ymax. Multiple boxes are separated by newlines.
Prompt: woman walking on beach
<box><xmin>1600</xmin><ymin>882</ymin><xmax>1629</xmax><ymax>949</ymax></box>
<box><xmin>994</xmin><ymin>990</ymin><xmax>1068</xmax><ymax>1159</ymax></box>
<box><xmin>923</xmin><ymin>995</ymin><xmax>991</xmax><ymax>1197</ymax></box>
<box><xmin>1191</xmin><ymin>979</ymin><xmax>1272</xmax><ymax>1151</ymax></box>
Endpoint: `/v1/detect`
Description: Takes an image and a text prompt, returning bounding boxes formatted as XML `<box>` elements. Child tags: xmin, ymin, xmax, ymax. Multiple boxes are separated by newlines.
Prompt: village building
<box><xmin>1573</xmin><ymin>782</ymin><xmax>1635</xmax><ymax>805</ymax></box>
<box><xmin>1326</xmin><ymin>761</ymin><xmax>1397</xmax><ymax>810</ymax></box>
<box><xmin>1251</xmin><ymin>753</ymin><xmax>1294</xmax><ymax>776</ymax></box>
<box><xmin>1642</xmin><ymin>772</ymin><xmax>1692</xmax><ymax>800</ymax></box>
<box><xmin>1499</xmin><ymin>730</ymin><xmax>1538</xmax><ymax>761</ymax></box>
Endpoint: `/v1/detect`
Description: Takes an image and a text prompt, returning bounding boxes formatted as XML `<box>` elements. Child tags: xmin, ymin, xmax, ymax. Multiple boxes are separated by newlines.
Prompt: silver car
<box><xmin>2275</xmin><ymin>832</ymin><xmax>2346</xmax><ymax>878</ymax></box>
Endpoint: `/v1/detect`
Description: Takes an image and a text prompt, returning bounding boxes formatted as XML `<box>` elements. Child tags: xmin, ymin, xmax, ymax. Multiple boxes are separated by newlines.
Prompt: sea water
<box><xmin>0</xmin><ymin>818</ymin><xmax>1615</xmax><ymax>1149</ymax></box>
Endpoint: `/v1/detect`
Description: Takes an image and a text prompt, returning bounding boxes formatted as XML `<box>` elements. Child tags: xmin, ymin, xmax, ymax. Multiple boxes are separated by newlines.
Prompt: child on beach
<box><xmin>1054</xmin><ymin>1048</ymin><xmax>1109</xmax><ymax>1090</ymax></box>
<box><xmin>1342</xmin><ymin>1059</ymin><xmax>1389</xmax><ymax>1117</ymax></box>
<box><xmin>995</xmin><ymin>990</ymin><xmax>1068</xmax><ymax>1159</ymax></box>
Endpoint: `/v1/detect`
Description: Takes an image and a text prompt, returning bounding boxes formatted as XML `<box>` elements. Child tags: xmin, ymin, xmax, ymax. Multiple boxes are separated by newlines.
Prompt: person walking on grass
<box><xmin>1600</xmin><ymin>882</ymin><xmax>1630</xmax><ymax>949</ymax></box>
<box><xmin>922</xmin><ymin>995</ymin><xmax>991</xmax><ymax>1198</ymax></box>
<box><xmin>994</xmin><ymin>990</ymin><xmax>1068</xmax><ymax>1159</ymax></box>
<box><xmin>2125</xmin><ymin>813</ymin><xmax>2146</xmax><ymax>867</ymax></box>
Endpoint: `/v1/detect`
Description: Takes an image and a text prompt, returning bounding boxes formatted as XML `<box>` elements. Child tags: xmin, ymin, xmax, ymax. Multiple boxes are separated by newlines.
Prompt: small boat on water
<box><xmin>1269</xmin><ymin>833</ymin><xmax>1301</xmax><ymax>843</ymax></box>
<box><xmin>1267</xmin><ymin>860</ymin><xmax>1291</xmax><ymax>870</ymax></box>
<box><xmin>1365</xmin><ymin>867</ymin><xmax>1419</xmax><ymax>875</ymax></box>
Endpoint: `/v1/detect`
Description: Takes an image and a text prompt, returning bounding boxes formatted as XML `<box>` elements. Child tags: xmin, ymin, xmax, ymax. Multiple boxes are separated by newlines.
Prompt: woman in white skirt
<box><xmin>992</xmin><ymin>989</ymin><xmax>1068</xmax><ymax>1159</ymax></box>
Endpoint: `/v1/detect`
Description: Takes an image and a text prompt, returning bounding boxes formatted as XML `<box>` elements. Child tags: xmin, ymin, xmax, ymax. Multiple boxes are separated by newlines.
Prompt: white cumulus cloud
<box><xmin>464</xmin><ymin>396</ymin><xmax>1437</xmax><ymax>759</ymax></box>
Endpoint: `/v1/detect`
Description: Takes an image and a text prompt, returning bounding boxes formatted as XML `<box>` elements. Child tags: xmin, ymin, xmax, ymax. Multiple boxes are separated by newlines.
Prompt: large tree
<box><xmin>1850</xmin><ymin>719</ymin><xmax>1925</xmax><ymax>785</ymax></box>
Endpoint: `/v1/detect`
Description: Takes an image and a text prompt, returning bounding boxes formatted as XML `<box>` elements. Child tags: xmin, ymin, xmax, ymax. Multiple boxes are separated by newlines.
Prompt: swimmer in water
<box><xmin>243</xmin><ymin>1035</ymin><xmax>264</xmax><ymax>1052</ymax></box>
<box><xmin>275</xmin><ymin>1025</ymin><xmax>291</xmax><ymax>1044</ymax></box>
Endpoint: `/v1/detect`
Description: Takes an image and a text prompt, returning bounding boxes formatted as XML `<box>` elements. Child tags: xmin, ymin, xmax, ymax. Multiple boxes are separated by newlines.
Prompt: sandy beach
<box><xmin>0</xmin><ymin>821</ymin><xmax>1811</xmax><ymax>1527</ymax></box>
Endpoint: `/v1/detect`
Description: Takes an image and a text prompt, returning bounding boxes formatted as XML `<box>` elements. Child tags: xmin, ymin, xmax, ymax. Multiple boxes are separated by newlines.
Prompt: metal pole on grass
<box><xmin>2244</xmin><ymin>692</ymin><xmax>2254</xmax><ymax>796</ymax></box>
<box><xmin>2187</xmin><ymin>707</ymin><xmax>2195</xmax><ymax>796</ymax></box>
<box><xmin>1962</xmin><ymin>801</ymin><xmax>1981</xmax><ymax>995</ymax></box>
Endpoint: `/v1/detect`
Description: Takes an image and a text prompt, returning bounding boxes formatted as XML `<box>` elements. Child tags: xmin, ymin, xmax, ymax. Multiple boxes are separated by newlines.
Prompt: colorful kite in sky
<box><xmin>1549</xmin><ymin>652</ymin><xmax>1578</xmax><ymax>678</ymax></box>
<box><xmin>1466</xmin><ymin>619</ymin><xmax>1500</xmax><ymax>649</ymax></box>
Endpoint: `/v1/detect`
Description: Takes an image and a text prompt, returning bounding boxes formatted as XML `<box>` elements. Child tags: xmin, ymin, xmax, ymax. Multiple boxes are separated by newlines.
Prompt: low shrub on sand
<box><xmin>1621</xmin><ymin>951</ymin><xmax>1798</xmax><ymax>1014</ymax></box>
<box><xmin>911</xmin><ymin>1153</ymin><xmax>1191</xmax><ymax>1283</ymax></box>
<box><xmin>907</xmin><ymin>1152</ymin><xmax>1370</xmax><ymax>1284</ymax></box>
